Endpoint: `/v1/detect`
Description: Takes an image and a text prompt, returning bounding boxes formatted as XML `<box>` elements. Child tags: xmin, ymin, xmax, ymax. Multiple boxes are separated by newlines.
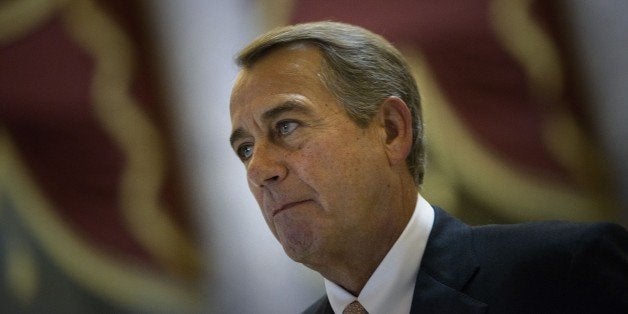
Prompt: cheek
<box><xmin>294</xmin><ymin>140</ymin><xmax>369</xmax><ymax>197</ymax></box>
<box><xmin>318</xmin><ymin>139</ymin><xmax>376</xmax><ymax>175</ymax></box>
<box><xmin>248</xmin><ymin>183</ymin><xmax>273</xmax><ymax>222</ymax></box>
<box><xmin>247</xmin><ymin>181</ymin><xmax>262</xmax><ymax>203</ymax></box>
<box><xmin>293</xmin><ymin>142</ymin><xmax>341</xmax><ymax>177</ymax></box>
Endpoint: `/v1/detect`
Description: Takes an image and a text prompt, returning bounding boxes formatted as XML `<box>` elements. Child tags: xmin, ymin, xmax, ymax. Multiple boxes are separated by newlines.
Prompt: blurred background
<box><xmin>1</xmin><ymin>0</ymin><xmax>626</xmax><ymax>313</ymax></box>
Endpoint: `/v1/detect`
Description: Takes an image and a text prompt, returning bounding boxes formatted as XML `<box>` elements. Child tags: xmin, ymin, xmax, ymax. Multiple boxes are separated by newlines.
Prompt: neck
<box><xmin>310</xmin><ymin>182</ymin><xmax>418</xmax><ymax>296</ymax></box>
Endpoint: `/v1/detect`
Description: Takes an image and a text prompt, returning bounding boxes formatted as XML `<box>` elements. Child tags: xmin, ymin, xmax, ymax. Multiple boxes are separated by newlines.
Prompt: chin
<box><xmin>274</xmin><ymin>212</ymin><xmax>320</xmax><ymax>260</ymax></box>
<box><xmin>284</xmin><ymin>246</ymin><xmax>329</xmax><ymax>273</ymax></box>
<box><xmin>281</xmin><ymin>237</ymin><xmax>316</xmax><ymax>263</ymax></box>
<box><xmin>281</xmin><ymin>230</ymin><xmax>330</xmax><ymax>267</ymax></box>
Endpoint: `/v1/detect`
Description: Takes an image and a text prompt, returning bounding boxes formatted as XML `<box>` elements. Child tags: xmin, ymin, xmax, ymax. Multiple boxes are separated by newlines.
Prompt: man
<box><xmin>228</xmin><ymin>21</ymin><xmax>627</xmax><ymax>313</ymax></box>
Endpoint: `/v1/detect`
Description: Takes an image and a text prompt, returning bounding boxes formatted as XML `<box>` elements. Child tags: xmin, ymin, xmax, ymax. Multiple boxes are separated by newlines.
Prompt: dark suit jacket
<box><xmin>303</xmin><ymin>207</ymin><xmax>628</xmax><ymax>313</ymax></box>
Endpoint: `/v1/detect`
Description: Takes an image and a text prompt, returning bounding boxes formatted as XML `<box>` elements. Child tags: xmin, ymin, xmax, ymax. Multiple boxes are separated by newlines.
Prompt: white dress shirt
<box><xmin>325</xmin><ymin>196</ymin><xmax>435</xmax><ymax>314</ymax></box>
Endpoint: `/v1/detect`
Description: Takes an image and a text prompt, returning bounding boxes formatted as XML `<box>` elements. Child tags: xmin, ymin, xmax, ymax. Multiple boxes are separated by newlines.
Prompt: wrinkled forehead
<box><xmin>229</xmin><ymin>44</ymin><xmax>327</xmax><ymax>117</ymax></box>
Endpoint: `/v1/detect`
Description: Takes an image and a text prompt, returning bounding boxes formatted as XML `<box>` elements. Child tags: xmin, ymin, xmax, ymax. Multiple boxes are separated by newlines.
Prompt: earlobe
<box><xmin>379</xmin><ymin>96</ymin><xmax>413</xmax><ymax>165</ymax></box>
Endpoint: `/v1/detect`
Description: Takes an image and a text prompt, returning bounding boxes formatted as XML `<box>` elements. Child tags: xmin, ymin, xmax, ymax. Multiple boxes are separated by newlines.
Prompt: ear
<box><xmin>377</xmin><ymin>96</ymin><xmax>413</xmax><ymax>165</ymax></box>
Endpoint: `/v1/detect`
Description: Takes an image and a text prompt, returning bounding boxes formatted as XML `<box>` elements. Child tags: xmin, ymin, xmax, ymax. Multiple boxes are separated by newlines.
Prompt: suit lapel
<box><xmin>410</xmin><ymin>207</ymin><xmax>487</xmax><ymax>313</ymax></box>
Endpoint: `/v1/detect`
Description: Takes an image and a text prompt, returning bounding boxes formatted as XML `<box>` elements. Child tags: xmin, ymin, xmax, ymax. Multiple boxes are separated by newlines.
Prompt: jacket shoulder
<box><xmin>468</xmin><ymin>220</ymin><xmax>628</xmax><ymax>312</ymax></box>
<box><xmin>471</xmin><ymin>220</ymin><xmax>626</xmax><ymax>254</ymax></box>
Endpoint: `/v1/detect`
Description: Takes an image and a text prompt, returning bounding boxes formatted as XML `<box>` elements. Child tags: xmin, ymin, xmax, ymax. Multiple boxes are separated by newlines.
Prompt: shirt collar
<box><xmin>325</xmin><ymin>195</ymin><xmax>434</xmax><ymax>314</ymax></box>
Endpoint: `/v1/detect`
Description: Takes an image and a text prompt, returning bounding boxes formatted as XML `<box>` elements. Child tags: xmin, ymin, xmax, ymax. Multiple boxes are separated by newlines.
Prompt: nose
<box><xmin>246</xmin><ymin>142</ymin><xmax>287</xmax><ymax>188</ymax></box>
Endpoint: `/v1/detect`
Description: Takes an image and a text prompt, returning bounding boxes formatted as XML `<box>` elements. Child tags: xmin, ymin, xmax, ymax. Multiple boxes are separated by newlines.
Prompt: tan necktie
<box><xmin>343</xmin><ymin>300</ymin><xmax>368</xmax><ymax>314</ymax></box>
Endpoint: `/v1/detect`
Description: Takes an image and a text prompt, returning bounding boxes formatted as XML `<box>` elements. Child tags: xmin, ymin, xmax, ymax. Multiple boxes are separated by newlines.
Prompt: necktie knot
<box><xmin>343</xmin><ymin>300</ymin><xmax>368</xmax><ymax>314</ymax></box>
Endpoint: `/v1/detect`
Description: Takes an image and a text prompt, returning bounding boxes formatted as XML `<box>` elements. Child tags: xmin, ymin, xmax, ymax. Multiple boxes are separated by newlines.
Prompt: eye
<box><xmin>276</xmin><ymin>120</ymin><xmax>299</xmax><ymax>135</ymax></box>
<box><xmin>236</xmin><ymin>144</ymin><xmax>253</xmax><ymax>161</ymax></box>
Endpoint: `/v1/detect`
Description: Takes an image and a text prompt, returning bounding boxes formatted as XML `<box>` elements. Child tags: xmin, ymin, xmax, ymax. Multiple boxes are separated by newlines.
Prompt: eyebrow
<box><xmin>229</xmin><ymin>100</ymin><xmax>312</xmax><ymax>148</ymax></box>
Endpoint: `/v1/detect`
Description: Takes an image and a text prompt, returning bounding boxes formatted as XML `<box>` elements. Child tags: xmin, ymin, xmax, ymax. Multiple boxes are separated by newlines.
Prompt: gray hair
<box><xmin>236</xmin><ymin>21</ymin><xmax>425</xmax><ymax>185</ymax></box>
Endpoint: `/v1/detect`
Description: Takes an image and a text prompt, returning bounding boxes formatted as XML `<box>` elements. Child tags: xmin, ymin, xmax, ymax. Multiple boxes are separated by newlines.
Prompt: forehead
<box><xmin>229</xmin><ymin>44</ymin><xmax>332</xmax><ymax>116</ymax></box>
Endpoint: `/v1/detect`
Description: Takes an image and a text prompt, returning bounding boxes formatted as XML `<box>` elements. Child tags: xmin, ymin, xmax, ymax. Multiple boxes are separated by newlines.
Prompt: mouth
<box><xmin>272</xmin><ymin>200</ymin><xmax>312</xmax><ymax>217</ymax></box>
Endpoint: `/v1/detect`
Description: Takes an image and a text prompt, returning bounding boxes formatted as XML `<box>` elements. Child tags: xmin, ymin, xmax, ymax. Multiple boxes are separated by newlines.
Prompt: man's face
<box><xmin>229</xmin><ymin>45</ymin><xmax>393</xmax><ymax>267</ymax></box>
